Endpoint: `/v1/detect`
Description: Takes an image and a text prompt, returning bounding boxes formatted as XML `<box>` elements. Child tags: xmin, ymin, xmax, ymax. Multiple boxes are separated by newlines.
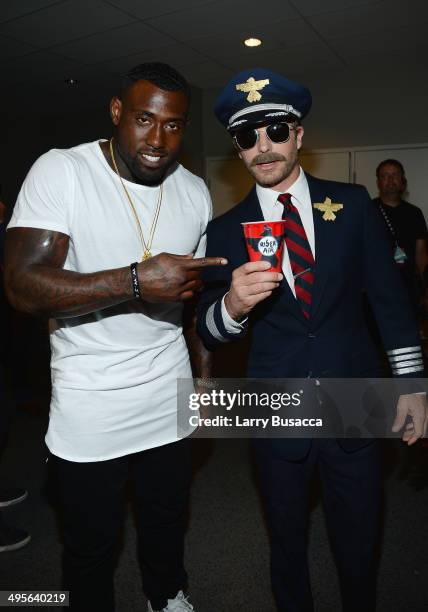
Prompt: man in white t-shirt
<box><xmin>4</xmin><ymin>63</ymin><xmax>226</xmax><ymax>612</ymax></box>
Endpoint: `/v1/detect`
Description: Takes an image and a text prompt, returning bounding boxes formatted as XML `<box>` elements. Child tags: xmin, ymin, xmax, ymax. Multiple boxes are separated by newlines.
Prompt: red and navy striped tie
<box><xmin>279</xmin><ymin>193</ymin><xmax>315</xmax><ymax>319</ymax></box>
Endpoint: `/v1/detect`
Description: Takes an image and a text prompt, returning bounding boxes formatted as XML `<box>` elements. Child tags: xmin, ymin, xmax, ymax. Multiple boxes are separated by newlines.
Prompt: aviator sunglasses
<box><xmin>233</xmin><ymin>122</ymin><xmax>297</xmax><ymax>151</ymax></box>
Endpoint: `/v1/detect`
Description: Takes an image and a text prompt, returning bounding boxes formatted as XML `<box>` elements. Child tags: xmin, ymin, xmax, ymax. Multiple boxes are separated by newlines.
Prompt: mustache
<box><xmin>251</xmin><ymin>153</ymin><xmax>286</xmax><ymax>166</ymax></box>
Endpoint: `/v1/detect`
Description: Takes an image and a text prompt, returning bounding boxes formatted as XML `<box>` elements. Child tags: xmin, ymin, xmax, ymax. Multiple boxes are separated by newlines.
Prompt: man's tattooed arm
<box><xmin>4</xmin><ymin>228</ymin><xmax>226</xmax><ymax>318</ymax></box>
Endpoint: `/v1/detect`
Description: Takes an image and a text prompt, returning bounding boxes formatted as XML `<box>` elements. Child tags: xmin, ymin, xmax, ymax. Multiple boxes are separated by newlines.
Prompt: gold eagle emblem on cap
<box><xmin>313</xmin><ymin>197</ymin><xmax>343</xmax><ymax>221</ymax></box>
<box><xmin>236</xmin><ymin>77</ymin><xmax>270</xmax><ymax>103</ymax></box>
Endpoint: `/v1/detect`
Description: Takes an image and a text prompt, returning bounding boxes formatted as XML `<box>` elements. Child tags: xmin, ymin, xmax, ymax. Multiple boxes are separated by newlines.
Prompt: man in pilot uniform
<box><xmin>197</xmin><ymin>69</ymin><xmax>427</xmax><ymax>611</ymax></box>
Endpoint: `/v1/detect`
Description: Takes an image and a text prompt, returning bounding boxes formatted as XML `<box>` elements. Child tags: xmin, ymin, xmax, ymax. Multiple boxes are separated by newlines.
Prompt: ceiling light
<box><xmin>64</xmin><ymin>78</ymin><xmax>79</xmax><ymax>85</ymax></box>
<box><xmin>244</xmin><ymin>37</ymin><xmax>262</xmax><ymax>47</ymax></box>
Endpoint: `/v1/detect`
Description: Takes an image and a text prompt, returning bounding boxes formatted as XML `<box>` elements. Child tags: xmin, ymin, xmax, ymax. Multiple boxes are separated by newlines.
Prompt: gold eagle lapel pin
<box><xmin>236</xmin><ymin>77</ymin><xmax>270</xmax><ymax>103</ymax></box>
<box><xmin>313</xmin><ymin>197</ymin><xmax>343</xmax><ymax>221</ymax></box>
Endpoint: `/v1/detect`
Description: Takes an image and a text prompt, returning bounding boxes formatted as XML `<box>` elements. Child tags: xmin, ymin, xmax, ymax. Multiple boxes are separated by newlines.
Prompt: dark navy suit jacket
<box><xmin>197</xmin><ymin>173</ymin><xmax>423</xmax><ymax>459</ymax></box>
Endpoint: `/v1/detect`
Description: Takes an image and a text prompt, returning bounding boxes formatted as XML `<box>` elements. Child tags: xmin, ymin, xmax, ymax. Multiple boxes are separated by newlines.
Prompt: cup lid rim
<box><xmin>241</xmin><ymin>219</ymin><xmax>285</xmax><ymax>226</ymax></box>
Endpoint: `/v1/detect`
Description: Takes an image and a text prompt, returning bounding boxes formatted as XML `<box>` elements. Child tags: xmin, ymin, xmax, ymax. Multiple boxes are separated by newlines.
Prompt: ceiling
<box><xmin>1</xmin><ymin>0</ymin><xmax>428</xmax><ymax>117</ymax></box>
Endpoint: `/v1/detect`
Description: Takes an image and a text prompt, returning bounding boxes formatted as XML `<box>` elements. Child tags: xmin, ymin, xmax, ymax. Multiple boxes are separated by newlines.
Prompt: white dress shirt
<box><xmin>222</xmin><ymin>167</ymin><xmax>314</xmax><ymax>331</ymax></box>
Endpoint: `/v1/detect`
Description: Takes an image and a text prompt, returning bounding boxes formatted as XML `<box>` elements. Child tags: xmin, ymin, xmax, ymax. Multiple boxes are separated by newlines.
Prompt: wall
<box><xmin>179</xmin><ymin>85</ymin><xmax>204</xmax><ymax>177</ymax></box>
<box><xmin>0</xmin><ymin>108</ymin><xmax>110</xmax><ymax>208</ymax></box>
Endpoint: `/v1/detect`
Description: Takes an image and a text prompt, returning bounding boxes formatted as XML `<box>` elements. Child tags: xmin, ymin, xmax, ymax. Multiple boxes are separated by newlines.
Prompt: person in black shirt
<box><xmin>372</xmin><ymin>159</ymin><xmax>428</xmax><ymax>306</ymax></box>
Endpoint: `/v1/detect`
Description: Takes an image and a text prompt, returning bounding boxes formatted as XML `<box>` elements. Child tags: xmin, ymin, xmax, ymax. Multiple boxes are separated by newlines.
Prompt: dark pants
<box><xmin>0</xmin><ymin>362</ymin><xmax>13</xmax><ymax>456</ymax></box>
<box><xmin>255</xmin><ymin>439</ymin><xmax>381</xmax><ymax>612</ymax></box>
<box><xmin>51</xmin><ymin>438</ymin><xmax>191</xmax><ymax>612</ymax></box>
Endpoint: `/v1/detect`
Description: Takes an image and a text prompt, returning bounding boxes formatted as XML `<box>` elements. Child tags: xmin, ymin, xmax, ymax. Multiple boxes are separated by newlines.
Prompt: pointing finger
<box><xmin>180</xmin><ymin>290</ymin><xmax>195</xmax><ymax>300</ymax></box>
<box><xmin>189</xmin><ymin>256</ymin><xmax>228</xmax><ymax>268</ymax></box>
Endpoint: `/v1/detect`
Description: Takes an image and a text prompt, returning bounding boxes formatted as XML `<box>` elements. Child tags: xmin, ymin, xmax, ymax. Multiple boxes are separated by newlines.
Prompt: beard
<box><xmin>246</xmin><ymin>149</ymin><xmax>299</xmax><ymax>188</ymax></box>
<box><xmin>125</xmin><ymin>152</ymin><xmax>178</xmax><ymax>186</ymax></box>
<box><xmin>381</xmin><ymin>186</ymin><xmax>403</xmax><ymax>197</ymax></box>
<box><xmin>113</xmin><ymin>140</ymin><xmax>179</xmax><ymax>187</ymax></box>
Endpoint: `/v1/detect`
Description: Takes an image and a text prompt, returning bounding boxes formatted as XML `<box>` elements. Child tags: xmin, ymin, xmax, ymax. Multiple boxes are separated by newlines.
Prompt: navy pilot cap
<box><xmin>214</xmin><ymin>68</ymin><xmax>312</xmax><ymax>132</ymax></box>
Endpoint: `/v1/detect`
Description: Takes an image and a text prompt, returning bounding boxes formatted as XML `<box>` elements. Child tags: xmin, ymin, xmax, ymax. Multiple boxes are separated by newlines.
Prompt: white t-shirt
<box><xmin>8</xmin><ymin>140</ymin><xmax>212</xmax><ymax>462</ymax></box>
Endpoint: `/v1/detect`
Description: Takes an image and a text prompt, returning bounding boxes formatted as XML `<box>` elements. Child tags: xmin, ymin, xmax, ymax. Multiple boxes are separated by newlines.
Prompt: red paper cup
<box><xmin>242</xmin><ymin>220</ymin><xmax>286</xmax><ymax>272</ymax></box>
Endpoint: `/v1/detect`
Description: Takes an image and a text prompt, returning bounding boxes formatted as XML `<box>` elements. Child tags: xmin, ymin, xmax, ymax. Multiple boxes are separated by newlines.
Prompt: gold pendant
<box><xmin>142</xmin><ymin>250</ymin><xmax>152</xmax><ymax>261</ymax></box>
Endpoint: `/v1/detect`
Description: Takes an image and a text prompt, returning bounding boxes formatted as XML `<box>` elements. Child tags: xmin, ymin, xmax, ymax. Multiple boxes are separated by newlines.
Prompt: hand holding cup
<box><xmin>224</xmin><ymin>220</ymin><xmax>285</xmax><ymax>321</ymax></box>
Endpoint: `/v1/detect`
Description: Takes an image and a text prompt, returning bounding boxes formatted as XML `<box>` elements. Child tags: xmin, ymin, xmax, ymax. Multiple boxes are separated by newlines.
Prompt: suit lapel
<box><xmin>240</xmin><ymin>186</ymin><xmax>264</xmax><ymax>221</ymax></box>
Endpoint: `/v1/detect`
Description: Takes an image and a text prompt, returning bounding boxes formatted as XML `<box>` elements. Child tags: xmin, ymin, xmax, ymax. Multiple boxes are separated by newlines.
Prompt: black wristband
<box><xmin>130</xmin><ymin>262</ymin><xmax>141</xmax><ymax>299</ymax></box>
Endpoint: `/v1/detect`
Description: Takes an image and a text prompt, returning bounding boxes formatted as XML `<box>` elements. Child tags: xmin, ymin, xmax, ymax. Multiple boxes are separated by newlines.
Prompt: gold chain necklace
<box><xmin>109</xmin><ymin>137</ymin><xmax>163</xmax><ymax>261</ymax></box>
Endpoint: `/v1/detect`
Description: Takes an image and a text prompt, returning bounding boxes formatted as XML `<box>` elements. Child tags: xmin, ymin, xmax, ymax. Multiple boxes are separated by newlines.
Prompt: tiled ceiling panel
<box><xmin>1</xmin><ymin>51</ymin><xmax>85</xmax><ymax>86</ymax></box>
<box><xmin>0</xmin><ymin>0</ymin><xmax>135</xmax><ymax>47</ymax></box>
<box><xmin>293</xmin><ymin>0</ymin><xmax>381</xmax><ymax>16</ymax></box>
<box><xmin>180</xmin><ymin>61</ymin><xmax>235</xmax><ymax>88</ymax></box>
<box><xmin>52</xmin><ymin>22</ymin><xmax>176</xmax><ymax>64</ymax></box>
<box><xmin>103</xmin><ymin>45</ymin><xmax>208</xmax><ymax>76</ymax></box>
<box><xmin>105</xmin><ymin>0</ymin><xmax>217</xmax><ymax>20</ymax></box>
<box><xmin>223</xmin><ymin>43</ymin><xmax>344</xmax><ymax>76</ymax></box>
<box><xmin>0</xmin><ymin>34</ymin><xmax>36</xmax><ymax>61</ymax></box>
<box><xmin>307</xmin><ymin>0</ymin><xmax>428</xmax><ymax>39</ymax></box>
<box><xmin>146</xmin><ymin>0</ymin><xmax>300</xmax><ymax>41</ymax></box>
<box><xmin>0</xmin><ymin>0</ymin><xmax>61</xmax><ymax>24</ymax></box>
<box><xmin>189</xmin><ymin>18</ymin><xmax>321</xmax><ymax>61</ymax></box>
<box><xmin>330</xmin><ymin>23</ymin><xmax>428</xmax><ymax>61</ymax></box>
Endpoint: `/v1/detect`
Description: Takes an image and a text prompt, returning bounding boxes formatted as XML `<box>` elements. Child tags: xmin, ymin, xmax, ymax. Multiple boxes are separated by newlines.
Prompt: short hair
<box><xmin>376</xmin><ymin>159</ymin><xmax>405</xmax><ymax>178</ymax></box>
<box><xmin>121</xmin><ymin>62</ymin><xmax>190</xmax><ymax>101</ymax></box>
<box><xmin>283</xmin><ymin>113</ymin><xmax>301</xmax><ymax>125</ymax></box>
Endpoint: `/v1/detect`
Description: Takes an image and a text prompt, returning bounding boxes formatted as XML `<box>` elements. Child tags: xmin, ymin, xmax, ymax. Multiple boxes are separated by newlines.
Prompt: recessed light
<box><xmin>244</xmin><ymin>37</ymin><xmax>262</xmax><ymax>47</ymax></box>
<box><xmin>64</xmin><ymin>78</ymin><xmax>79</xmax><ymax>85</ymax></box>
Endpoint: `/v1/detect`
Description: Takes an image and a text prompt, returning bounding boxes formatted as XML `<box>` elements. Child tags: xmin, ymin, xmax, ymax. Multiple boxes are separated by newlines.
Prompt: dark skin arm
<box><xmin>183</xmin><ymin>299</ymin><xmax>213</xmax><ymax>379</ymax></box>
<box><xmin>4</xmin><ymin>227</ymin><xmax>227</xmax><ymax>318</ymax></box>
<box><xmin>183</xmin><ymin>301</ymin><xmax>214</xmax><ymax>433</ymax></box>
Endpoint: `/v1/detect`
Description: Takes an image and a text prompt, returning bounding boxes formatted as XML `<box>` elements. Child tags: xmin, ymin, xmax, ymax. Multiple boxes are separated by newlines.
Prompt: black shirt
<box><xmin>372</xmin><ymin>198</ymin><xmax>427</xmax><ymax>297</ymax></box>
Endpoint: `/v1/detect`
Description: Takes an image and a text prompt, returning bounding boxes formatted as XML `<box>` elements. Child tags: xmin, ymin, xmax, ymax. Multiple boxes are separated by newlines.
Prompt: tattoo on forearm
<box><xmin>5</xmin><ymin>227</ymin><xmax>133</xmax><ymax>318</ymax></box>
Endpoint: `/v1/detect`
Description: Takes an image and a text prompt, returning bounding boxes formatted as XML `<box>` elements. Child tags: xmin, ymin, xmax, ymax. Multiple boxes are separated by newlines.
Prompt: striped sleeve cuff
<box><xmin>221</xmin><ymin>294</ymin><xmax>248</xmax><ymax>333</ymax></box>
<box><xmin>205</xmin><ymin>297</ymin><xmax>247</xmax><ymax>344</ymax></box>
<box><xmin>387</xmin><ymin>346</ymin><xmax>424</xmax><ymax>376</ymax></box>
